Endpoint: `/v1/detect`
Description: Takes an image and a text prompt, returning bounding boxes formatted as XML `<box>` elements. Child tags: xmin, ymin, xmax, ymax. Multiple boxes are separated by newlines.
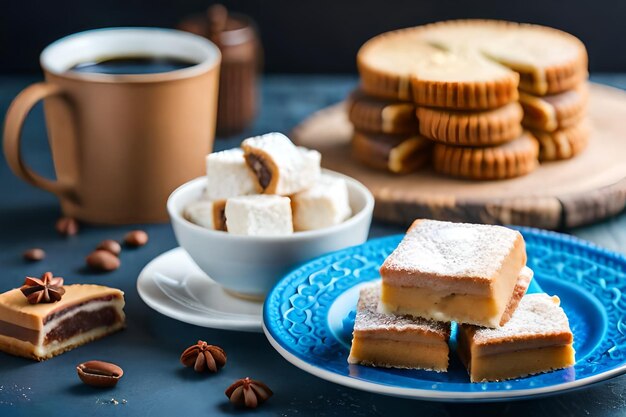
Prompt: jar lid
<box><xmin>178</xmin><ymin>4</ymin><xmax>257</xmax><ymax>47</ymax></box>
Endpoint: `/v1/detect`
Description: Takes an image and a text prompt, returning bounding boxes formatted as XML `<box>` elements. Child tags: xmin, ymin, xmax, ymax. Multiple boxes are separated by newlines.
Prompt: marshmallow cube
<box><xmin>242</xmin><ymin>132</ymin><xmax>321</xmax><ymax>195</ymax></box>
<box><xmin>205</xmin><ymin>148</ymin><xmax>259</xmax><ymax>201</ymax></box>
<box><xmin>184</xmin><ymin>200</ymin><xmax>227</xmax><ymax>231</ymax></box>
<box><xmin>292</xmin><ymin>175</ymin><xmax>352</xmax><ymax>231</ymax></box>
<box><xmin>225</xmin><ymin>195</ymin><xmax>294</xmax><ymax>236</ymax></box>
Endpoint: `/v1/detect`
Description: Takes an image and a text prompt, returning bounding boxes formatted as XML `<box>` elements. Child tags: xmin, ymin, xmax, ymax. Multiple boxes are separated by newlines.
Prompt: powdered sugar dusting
<box><xmin>353</xmin><ymin>284</ymin><xmax>450</xmax><ymax>338</ymax></box>
<box><xmin>471</xmin><ymin>293</ymin><xmax>572</xmax><ymax>345</ymax></box>
<box><xmin>242</xmin><ymin>133</ymin><xmax>321</xmax><ymax>195</ymax></box>
<box><xmin>384</xmin><ymin>220</ymin><xmax>521</xmax><ymax>280</ymax></box>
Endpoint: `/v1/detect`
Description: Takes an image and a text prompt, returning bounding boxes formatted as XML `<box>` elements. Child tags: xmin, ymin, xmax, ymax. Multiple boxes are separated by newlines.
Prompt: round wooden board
<box><xmin>292</xmin><ymin>83</ymin><xmax>626</xmax><ymax>230</ymax></box>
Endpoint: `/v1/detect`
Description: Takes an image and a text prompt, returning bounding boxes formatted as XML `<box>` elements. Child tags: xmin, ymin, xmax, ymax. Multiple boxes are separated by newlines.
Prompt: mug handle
<box><xmin>3</xmin><ymin>82</ymin><xmax>77</xmax><ymax>201</ymax></box>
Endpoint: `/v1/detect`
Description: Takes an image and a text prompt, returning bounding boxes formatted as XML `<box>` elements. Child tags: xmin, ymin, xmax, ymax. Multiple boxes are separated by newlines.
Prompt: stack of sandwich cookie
<box><xmin>184</xmin><ymin>132</ymin><xmax>352</xmax><ymax>235</ymax></box>
<box><xmin>347</xmin><ymin>90</ymin><xmax>431</xmax><ymax>175</ymax></box>
<box><xmin>348</xmin><ymin>219</ymin><xmax>576</xmax><ymax>382</ymax></box>
<box><xmin>350</xmin><ymin>19</ymin><xmax>590</xmax><ymax>179</ymax></box>
<box><xmin>519</xmin><ymin>83</ymin><xmax>590</xmax><ymax>161</ymax></box>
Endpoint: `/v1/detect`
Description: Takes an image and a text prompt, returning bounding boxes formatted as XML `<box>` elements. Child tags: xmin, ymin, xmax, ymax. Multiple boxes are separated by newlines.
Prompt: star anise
<box><xmin>180</xmin><ymin>340</ymin><xmax>226</xmax><ymax>373</ymax></box>
<box><xmin>225</xmin><ymin>377</ymin><xmax>273</xmax><ymax>408</ymax></box>
<box><xmin>20</xmin><ymin>272</ymin><xmax>65</xmax><ymax>304</ymax></box>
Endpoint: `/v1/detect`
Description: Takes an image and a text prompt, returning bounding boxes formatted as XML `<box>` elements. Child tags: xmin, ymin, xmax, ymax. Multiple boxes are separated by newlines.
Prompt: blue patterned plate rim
<box><xmin>262</xmin><ymin>226</ymin><xmax>626</xmax><ymax>401</ymax></box>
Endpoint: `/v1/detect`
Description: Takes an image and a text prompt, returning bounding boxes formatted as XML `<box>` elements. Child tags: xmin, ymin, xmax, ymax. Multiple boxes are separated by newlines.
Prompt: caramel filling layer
<box><xmin>348</xmin><ymin>336</ymin><xmax>449</xmax><ymax>371</ymax></box>
<box><xmin>0</xmin><ymin>320</ymin><xmax>39</xmax><ymax>344</ymax></box>
<box><xmin>380</xmin><ymin>284</ymin><xmax>501</xmax><ymax>326</ymax></box>
<box><xmin>465</xmin><ymin>345</ymin><xmax>575</xmax><ymax>382</ymax></box>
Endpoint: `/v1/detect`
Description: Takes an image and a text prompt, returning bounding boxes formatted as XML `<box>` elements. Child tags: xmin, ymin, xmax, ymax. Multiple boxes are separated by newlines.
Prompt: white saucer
<box><xmin>136</xmin><ymin>247</ymin><xmax>263</xmax><ymax>332</ymax></box>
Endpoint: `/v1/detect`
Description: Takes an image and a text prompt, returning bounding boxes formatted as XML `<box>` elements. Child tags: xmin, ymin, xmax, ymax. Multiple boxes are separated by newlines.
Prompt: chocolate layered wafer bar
<box><xmin>380</xmin><ymin>219</ymin><xmax>532</xmax><ymax>328</ymax></box>
<box><xmin>457</xmin><ymin>293</ymin><xmax>575</xmax><ymax>382</ymax></box>
<box><xmin>242</xmin><ymin>132</ymin><xmax>321</xmax><ymax>195</ymax></box>
<box><xmin>0</xmin><ymin>284</ymin><xmax>125</xmax><ymax>361</ymax></box>
<box><xmin>348</xmin><ymin>284</ymin><xmax>450</xmax><ymax>371</ymax></box>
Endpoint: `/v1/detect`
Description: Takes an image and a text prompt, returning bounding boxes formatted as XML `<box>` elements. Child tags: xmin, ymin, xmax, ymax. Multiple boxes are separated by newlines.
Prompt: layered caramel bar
<box><xmin>0</xmin><ymin>284</ymin><xmax>125</xmax><ymax>360</ymax></box>
<box><xmin>380</xmin><ymin>219</ymin><xmax>530</xmax><ymax>328</ymax></box>
<box><xmin>457</xmin><ymin>293</ymin><xmax>575</xmax><ymax>382</ymax></box>
<box><xmin>348</xmin><ymin>284</ymin><xmax>450</xmax><ymax>372</ymax></box>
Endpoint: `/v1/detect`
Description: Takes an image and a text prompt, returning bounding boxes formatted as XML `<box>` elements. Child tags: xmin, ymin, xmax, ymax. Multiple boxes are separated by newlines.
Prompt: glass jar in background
<box><xmin>179</xmin><ymin>4</ymin><xmax>262</xmax><ymax>137</ymax></box>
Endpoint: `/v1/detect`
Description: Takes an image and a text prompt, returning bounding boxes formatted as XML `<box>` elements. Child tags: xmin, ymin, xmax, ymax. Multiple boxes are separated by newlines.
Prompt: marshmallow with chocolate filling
<box><xmin>184</xmin><ymin>200</ymin><xmax>227</xmax><ymax>231</ymax></box>
<box><xmin>242</xmin><ymin>132</ymin><xmax>321</xmax><ymax>195</ymax></box>
<box><xmin>205</xmin><ymin>148</ymin><xmax>259</xmax><ymax>200</ymax></box>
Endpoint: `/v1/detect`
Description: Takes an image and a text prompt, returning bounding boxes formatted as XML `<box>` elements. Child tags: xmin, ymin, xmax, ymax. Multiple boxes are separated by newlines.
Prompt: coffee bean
<box><xmin>77</xmin><ymin>360</ymin><xmax>124</xmax><ymax>388</ymax></box>
<box><xmin>96</xmin><ymin>240</ymin><xmax>122</xmax><ymax>256</ymax></box>
<box><xmin>124</xmin><ymin>230</ymin><xmax>148</xmax><ymax>247</ymax></box>
<box><xmin>86</xmin><ymin>250</ymin><xmax>120</xmax><ymax>271</ymax></box>
<box><xmin>55</xmin><ymin>217</ymin><xmax>79</xmax><ymax>236</ymax></box>
<box><xmin>23</xmin><ymin>248</ymin><xmax>46</xmax><ymax>262</ymax></box>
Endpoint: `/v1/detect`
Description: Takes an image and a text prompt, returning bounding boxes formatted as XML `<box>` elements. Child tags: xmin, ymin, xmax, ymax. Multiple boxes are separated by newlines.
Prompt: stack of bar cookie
<box><xmin>348</xmin><ymin>219</ymin><xmax>576</xmax><ymax>382</ymax></box>
<box><xmin>350</xmin><ymin>19</ymin><xmax>589</xmax><ymax>180</ymax></box>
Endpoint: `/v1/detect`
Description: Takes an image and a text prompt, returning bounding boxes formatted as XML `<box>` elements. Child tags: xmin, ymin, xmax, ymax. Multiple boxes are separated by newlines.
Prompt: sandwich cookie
<box><xmin>417</xmin><ymin>101</ymin><xmax>523</xmax><ymax>146</ymax></box>
<box><xmin>351</xmin><ymin>130</ymin><xmax>432</xmax><ymax>174</ymax></box>
<box><xmin>530</xmin><ymin>119</ymin><xmax>590</xmax><ymax>161</ymax></box>
<box><xmin>432</xmin><ymin>131</ymin><xmax>539</xmax><ymax>180</ymax></box>
<box><xmin>417</xmin><ymin>19</ymin><xmax>588</xmax><ymax>96</ymax></box>
<box><xmin>347</xmin><ymin>90</ymin><xmax>419</xmax><ymax>135</ymax></box>
<box><xmin>357</xmin><ymin>20</ymin><xmax>587</xmax><ymax>105</ymax></box>
<box><xmin>520</xmin><ymin>83</ymin><xmax>588</xmax><ymax>132</ymax></box>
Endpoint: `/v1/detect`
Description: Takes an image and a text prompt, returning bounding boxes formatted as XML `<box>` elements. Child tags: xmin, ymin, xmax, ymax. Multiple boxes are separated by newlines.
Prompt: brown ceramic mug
<box><xmin>3</xmin><ymin>28</ymin><xmax>221</xmax><ymax>224</ymax></box>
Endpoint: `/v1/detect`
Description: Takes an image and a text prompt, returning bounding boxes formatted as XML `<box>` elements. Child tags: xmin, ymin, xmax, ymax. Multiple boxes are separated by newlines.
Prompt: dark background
<box><xmin>0</xmin><ymin>0</ymin><xmax>624</xmax><ymax>74</ymax></box>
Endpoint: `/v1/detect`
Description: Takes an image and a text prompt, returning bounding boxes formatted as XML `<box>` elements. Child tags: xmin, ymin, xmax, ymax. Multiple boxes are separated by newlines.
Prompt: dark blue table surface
<box><xmin>1</xmin><ymin>74</ymin><xmax>625</xmax><ymax>417</ymax></box>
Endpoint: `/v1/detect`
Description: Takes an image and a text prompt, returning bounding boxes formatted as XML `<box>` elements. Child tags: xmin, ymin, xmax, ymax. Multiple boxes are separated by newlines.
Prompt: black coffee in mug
<box><xmin>70</xmin><ymin>56</ymin><xmax>196</xmax><ymax>75</ymax></box>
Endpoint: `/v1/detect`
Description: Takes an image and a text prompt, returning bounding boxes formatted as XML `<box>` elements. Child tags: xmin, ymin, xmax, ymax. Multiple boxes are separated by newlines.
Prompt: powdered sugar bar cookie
<box><xmin>457</xmin><ymin>293</ymin><xmax>575</xmax><ymax>382</ymax></box>
<box><xmin>348</xmin><ymin>283</ymin><xmax>450</xmax><ymax>371</ymax></box>
<box><xmin>380</xmin><ymin>219</ymin><xmax>531</xmax><ymax>328</ymax></box>
<box><xmin>184</xmin><ymin>200</ymin><xmax>227</xmax><ymax>231</ymax></box>
<box><xmin>205</xmin><ymin>148</ymin><xmax>259</xmax><ymax>200</ymax></box>
<box><xmin>242</xmin><ymin>132</ymin><xmax>321</xmax><ymax>195</ymax></box>
<box><xmin>225</xmin><ymin>195</ymin><xmax>293</xmax><ymax>236</ymax></box>
<box><xmin>292</xmin><ymin>174</ymin><xmax>352</xmax><ymax>231</ymax></box>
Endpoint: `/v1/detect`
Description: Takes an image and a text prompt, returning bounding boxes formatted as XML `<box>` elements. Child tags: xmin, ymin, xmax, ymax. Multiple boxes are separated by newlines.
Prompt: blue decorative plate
<box><xmin>263</xmin><ymin>227</ymin><xmax>626</xmax><ymax>401</ymax></box>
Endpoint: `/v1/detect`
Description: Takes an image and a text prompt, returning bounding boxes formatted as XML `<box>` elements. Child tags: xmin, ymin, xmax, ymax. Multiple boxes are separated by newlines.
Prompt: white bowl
<box><xmin>167</xmin><ymin>169</ymin><xmax>375</xmax><ymax>298</ymax></box>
